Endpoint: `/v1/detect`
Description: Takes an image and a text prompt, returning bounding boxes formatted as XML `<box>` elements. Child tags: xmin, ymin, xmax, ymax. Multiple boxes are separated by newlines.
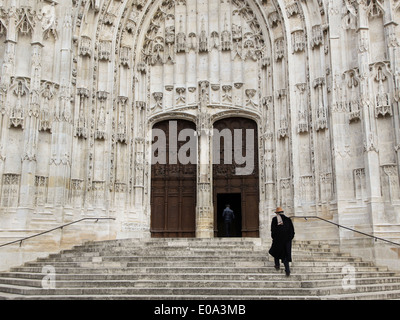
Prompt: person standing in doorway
<box><xmin>222</xmin><ymin>204</ymin><xmax>235</xmax><ymax>237</ymax></box>
<box><xmin>268</xmin><ymin>207</ymin><xmax>295</xmax><ymax>276</ymax></box>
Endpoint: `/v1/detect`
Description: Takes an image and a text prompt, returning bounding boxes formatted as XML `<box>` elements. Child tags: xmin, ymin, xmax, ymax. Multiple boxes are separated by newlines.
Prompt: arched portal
<box><xmin>138</xmin><ymin>0</ymin><xmax>271</xmax><ymax>238</ymax></box>
<box><xmin>213</xmin><ymin>117</ymin><xmax>259</xmax><ymax>237</ymax></box>
<box><xmin>150</xmin><ymin>119</ymin><xmax>197</xmax><ymax>237</ymax></box>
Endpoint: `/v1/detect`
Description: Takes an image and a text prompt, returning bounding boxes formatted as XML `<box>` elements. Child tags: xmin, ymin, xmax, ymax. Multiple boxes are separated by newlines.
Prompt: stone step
<box><xmin>21</xmin><ymin>258</ymin><xmax>373</xmax><ymax>267</ymax></box>
<box><xmin>1</xmin><ymin>270</ymin><xmax>397</xmax><ymax>281</ymax></box>
<box><xmin>0</xmin><ymin>284</ymin><xmax>350</xmax><ymax>296</ymax></box>
<box><xmin>1</xmin><ymin>282</ymin><xmax>400</xmax><ymax>297</ymax></box>
<box><xmin>0</xmin><ymin>278</ymin><xmax>303</xmax><ymax>289</ymax></box>
<box><xmin>35</xmin><ymin>255</ymin><xmax>361</xmax><ymax>264</ymax></box>
<box><xmin>9</xmin><ymin>265</ymin><xmax>388</xmax><ymax>275</ymax></box>
<box><xmin>69</xmin><ymin>251</ymin><xmax>256</xmax><ymax>258</ymax></box>
<box><xmin>300</xmin><ymin>276</ymin><xmax>400</xmax><ymax>288</ymax></box>
<box><xmin>321</xmin><ymin>290</ymin><xmax>400</xmax><ymax>300</ymax></box>
<box><xmin>72</xmin><ymin>241</ymin><xmax>337</xmax><ymax>252</ymax></box>
<box><xmin>2</xmin><ymin>276</ymin><xmax>400</xmax><ymax>290</ymax></box>
<box><xmin>0</xmin><ymin>238</ymin><xmax>399</xmax><ymax>300</ymax></box>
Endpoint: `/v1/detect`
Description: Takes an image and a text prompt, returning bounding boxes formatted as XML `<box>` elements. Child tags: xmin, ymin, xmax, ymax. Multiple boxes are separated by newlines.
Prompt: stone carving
<box><xmin>16</xmin><ymin>7</ymin><xmax>35</xmax><ymax>36</ymax></box>
<box><xmin>120</xmin><ymin>46</ymin><xmax>131</xmax><ymax>67</ymax></box>
<box><xmin>354</xmin><ymin>168</ymin><xmax>366</xmax><ymax>200</ymax></box>
<box><xmin>382</xmin><ymin>165</ymin><xmax>400</xmax><ymax>201</ymax></box>
<box><xmin>300</xmin><ymin>175</ymin><xmax>314</xmax><ymax>203</ymax></box>
<box><xmin>199</xmin><ymin>81</ymin><xmax>209</xmax><ymax>107</ymax></box>
<box><xmin>9</xmin><ymin>79</ymin><xmax>28</xmax><ymax>129</ymax></box>
<box><xmin>345</xmin><ymin>70</ymin><xmax>361</xmax><ymax>122</ymax></box>
<box><xmin>117</xmin><ymin>96</ymin><xmax>128</xmax><ymax>143</ymax></box>
<box><xmin>98</xmin><ymin>40</ymin><xmax>112</xmax><ymax>61</ymax></box>
<box><xmin>314</xmin><ymin>77</ymin><xmax>327</xmax><ymax>131</ymax></box>
<box><xmin>1</xmin><ymin>174</ymin><xmax>20</xmax><ymax>207</ymax></box>
<box><xmin>176</xmin><ymin>17</ymin><xmax>186</xmax><ymax>53</ymax></box>
<box><xmin>176</xmin><ymin>87</ymin><xmax>186</xmax><ymax>104</ymax></box>
<box><xmin>366</xmin><ymin>0</ymin><xmax>384</xmax><ymax>18</ymax></box>
<box><xmin>275</xmin><ymin>38</ymin><xmax>284</xmax><ymax>61</ymax></box>
<box><xmin>152</xmin><ymin>92</ymin><xmax>163</xmax><ymax>110</ymax></box>
<box><xmin>276</xmin><ymin>89</ymin><xmax>288</xmax><ymax>139</ymax></box>
<box><xmin>286</xmin><ymin>1</ymin><xmax>300</xmax><ymax>18</ymax></box>
<box><xmin>245</xmin><ymin>89</ymin><xmax>257</xmax><ymax>108</ymax></box>
<box><xmin>75</xmin><ymin>88</ymin><xmax>89</xmax><ymax>139</ymax></box>
<box><xmin>79</xmin><ymin>36</ymin><xmax>92</xmax><ymax>57</ymax></box>
<box><xmin>311</xmin><ymin>25</ymin><xmax>323</xmax><ymax>49</ymax></box>
<box><xmin>296</xmin><ymin>83</ymin><xmax>308</xmax><ymax>133</ymax></box>
<box><xmin>95</xmin><ymin>91</ymin><xmax>107</xmax><ymax>140</ymax></box>
<box><xmin>40</xmin><ymin>3</ymin><xmax>58</xmax><ymax>40</ymax></box>
<box><xmin>268</xmin><ymin>11</ymin><xmax>280</xmax><ymax>28</ymax></box>
<box><xmin>292</xmin><ymin>30</ymin><xmax>305</xmax><ymax>53</ymax></box>
<box><xmin>222</xmin><ymin>85</ymin><xmax>232</xmax><ymax>102</ymax></box>
<box><xmin>39</xmin><ymin>82</ymin><xmax>56</xmax><ymax>132</ymax></box>
<box><xmin>221</xmin><ymin>15</ymin><xmax>232</xmax><ymax>51</ymax></box>
<box><xmin>199</xmin><ymin>19</ymin><xmax>208</xmax><ymax>53</ymax></box>
<box><xmin>90</xmin><ymin>0</ymin><xmax>100</xmax><ymax>13</ymax></box>
<box><xmin>35</xmin><ymin>176</ymin><xmax>48</xmax><ymax>206</ymax></box>
<box><xmin>373</xmin><ymin>65</ymin><xmax>392</xmax><ymax>118</ymax></box>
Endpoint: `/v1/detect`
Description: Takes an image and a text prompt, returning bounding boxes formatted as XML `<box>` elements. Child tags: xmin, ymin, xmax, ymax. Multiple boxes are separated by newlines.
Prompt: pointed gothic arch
<box><xmin>130</xmin><ymin>0</ymin><xmax>276</xmax><ymax>238</ymax></box>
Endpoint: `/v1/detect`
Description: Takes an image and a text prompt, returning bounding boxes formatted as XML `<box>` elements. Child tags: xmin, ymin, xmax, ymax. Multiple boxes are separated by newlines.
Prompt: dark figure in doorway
<box><xmin>268</xmin><ymin>207</ymin><xmax>295</xmax><ymax>276</ymax></box>
<box><xmin>222</xmin><ymin>204</ymin><xmax>235</xmax><ymax>237</ymax></box>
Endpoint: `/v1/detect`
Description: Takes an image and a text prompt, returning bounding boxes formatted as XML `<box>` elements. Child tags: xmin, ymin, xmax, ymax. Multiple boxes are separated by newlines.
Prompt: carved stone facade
<box><xmin>0</xmin><ymin>0</ymin><xmax>400</xmax><ymax>251</ymax></box>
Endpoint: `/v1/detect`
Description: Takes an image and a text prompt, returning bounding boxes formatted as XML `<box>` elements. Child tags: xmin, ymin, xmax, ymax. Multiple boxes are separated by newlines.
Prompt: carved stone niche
<box><xmin>79</xmin><ymin>36</ymin><xmax>92</xmax><ymax>57</ymax></box>
<box><xmin>292</xmin><ymin>30</ymin><xmax>305</xmax><ymax>53</ymax></box>
<box><xmin>176</xmin><ymin>87</ymin><xmax>186</xmax><ymax>104</ymax></box>
<box><xmin>9</xmin><ymin>79</ymin><xmax>29</xmax><ymax>129</ymax></box>
<box><xmin>222</xmin><ymin>85</ymin><xmax>232</xmax><ymax>102</ymax></box>
<box><xmin>286</xmin><ymin>2</ymin><xmax>300</xmax><ymax>18</ymax></box>
<box><xmin>152</xmin><ymin>92</ymin><xmax>163</xmax><ymax>110</ymax></box>
<box><xmin>98</xmin><ymin>40</ymin><xmax>112</xmax><ymax>61</ymax></box>
<box><xmin>346</xmin><ymin>70</ymin><xmax>361</xmax><ymax>123</ymax></box>
<box><xmin>310</xmin><ymin>25</ymin><xmax>323</xmax><ymax>49</ymax></box>
<box><xmin>373</xmin><ymin>65</ymin><xmax>392</xmax><ymax>118</ymax></box>
<box><xmin>275</xmin><ymin>38</ymin><xmax>285</xmax><ymax>61</ymax></box>
<box><xmin>245</xmin><ymin>89</ymin><xmax>258</xmax><ymax>108</ymax></box>
<box><xmin>268</xmin><ymin>11</ymin><xmax>280</xmax><ymax>28</ymax></box>
<box><xmin>120</xmin><ymin>46</ymin><xmax>131</xmax><ymax>67</ymax></box>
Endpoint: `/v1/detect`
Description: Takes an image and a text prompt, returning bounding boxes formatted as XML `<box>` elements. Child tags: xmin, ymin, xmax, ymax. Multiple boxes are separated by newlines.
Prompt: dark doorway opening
<box><xmin>216</xmin><ymin>193</ymin><xmax>242</xmax><ymax>237</ymax></box>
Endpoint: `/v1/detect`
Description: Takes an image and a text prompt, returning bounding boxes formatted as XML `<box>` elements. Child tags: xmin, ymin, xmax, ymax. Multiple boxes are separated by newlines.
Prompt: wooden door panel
<box><xmin>151</xmin><ymin>120</ymin><xmax>196</xmax><ymax>238</ymax></box>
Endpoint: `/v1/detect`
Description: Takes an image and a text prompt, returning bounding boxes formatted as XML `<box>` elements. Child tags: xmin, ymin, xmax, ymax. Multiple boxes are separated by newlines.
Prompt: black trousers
<box><xmin>274</xmin><ymin>257</ymin><xmax>290</xmax><ymax>273</ymax></box>
<box><xmin>224</xmin><ymin>220</ymin><xmax>232</xmax><ymax>237</ymax></box>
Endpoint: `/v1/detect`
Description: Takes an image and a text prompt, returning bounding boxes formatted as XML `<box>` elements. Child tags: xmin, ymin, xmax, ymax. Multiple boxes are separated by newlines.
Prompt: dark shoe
<box><xmin>285</xmin><ymin>271</ymin><xmax>290</xmax><ymax>277</ymax></box>
<box><xmin>274</xmin><ymin>265</ymin><xmax>280</xmax><ymax>270</ymax></box>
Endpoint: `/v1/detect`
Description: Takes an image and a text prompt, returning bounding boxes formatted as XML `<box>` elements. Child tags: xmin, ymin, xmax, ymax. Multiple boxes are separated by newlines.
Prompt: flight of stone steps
<box><xmin>0</xmin><ymin>238</ymin><xmax>400</xmax><ymax>300</ymax></box>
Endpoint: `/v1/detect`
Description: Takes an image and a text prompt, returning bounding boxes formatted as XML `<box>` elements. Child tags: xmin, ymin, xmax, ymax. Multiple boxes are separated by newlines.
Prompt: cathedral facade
<box><xmin>0</xmin><ymin>0</ymin><xmax>400</xmax><ymax>266</ymax></box>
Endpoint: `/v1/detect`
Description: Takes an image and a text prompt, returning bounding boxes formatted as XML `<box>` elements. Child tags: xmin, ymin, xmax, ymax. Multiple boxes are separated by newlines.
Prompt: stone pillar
<box><xmin>357</xmin><ymin>3</ymin><xmax>383</xmax><ymax>228</ymax></box>
<box><xmin>47</xmin><ymin>10</ymin><xmax>73</xmax><ymax>208</ymax></box>
<box><xmin>196</xmin><ymin>81</ymin><xmax>213</xmax><ymax>238</ymax></box>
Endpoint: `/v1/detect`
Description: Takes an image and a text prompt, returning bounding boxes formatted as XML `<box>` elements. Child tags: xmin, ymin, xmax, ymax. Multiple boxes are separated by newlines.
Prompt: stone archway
<box><xmin>135</xmin><ymin>0</ymin><xmax>272</xmax><ymax>238</ymax></box>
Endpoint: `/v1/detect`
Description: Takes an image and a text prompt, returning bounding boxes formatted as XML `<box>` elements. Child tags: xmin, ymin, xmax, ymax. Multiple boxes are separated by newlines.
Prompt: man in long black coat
<box><xmin>269</xmin><ymin>207</ymin><xmax>295</xmax><ymax>276</ymax></box>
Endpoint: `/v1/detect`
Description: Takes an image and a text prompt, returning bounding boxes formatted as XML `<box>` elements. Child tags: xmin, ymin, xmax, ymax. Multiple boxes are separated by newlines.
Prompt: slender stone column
<box><xmin>196</xmin><ymin>81</ymin><xmax>213</xmax><ymax>238</ymax></box>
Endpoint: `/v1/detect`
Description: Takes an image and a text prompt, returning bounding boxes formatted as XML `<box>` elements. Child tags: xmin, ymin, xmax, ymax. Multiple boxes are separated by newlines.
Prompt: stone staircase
<box><xmin>0</xmin><ymin>238</ymin><xmax>400</xmax><ymax>300</ymax></box>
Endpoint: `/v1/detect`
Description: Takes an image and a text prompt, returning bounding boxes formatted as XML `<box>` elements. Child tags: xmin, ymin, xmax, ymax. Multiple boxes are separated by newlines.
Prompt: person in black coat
<box><xmin>268</xmin><ymin>207</ymin><xmax>295</xmax><ymax>276</ymax></box>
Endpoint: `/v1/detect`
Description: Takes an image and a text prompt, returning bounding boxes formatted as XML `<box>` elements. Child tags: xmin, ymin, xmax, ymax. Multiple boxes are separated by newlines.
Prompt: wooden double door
<box><xmin>150</xmin><ymin>118</ymin><xmax>259</xmax><ymax>238</ymax></box>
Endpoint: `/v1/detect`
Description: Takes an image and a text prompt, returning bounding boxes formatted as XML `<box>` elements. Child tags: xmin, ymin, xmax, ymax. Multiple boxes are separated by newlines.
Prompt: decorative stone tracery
<box><xmin>0</xmin><ymin>0</ymin><xmax>398</xmax><ymax>249</ymax></box>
